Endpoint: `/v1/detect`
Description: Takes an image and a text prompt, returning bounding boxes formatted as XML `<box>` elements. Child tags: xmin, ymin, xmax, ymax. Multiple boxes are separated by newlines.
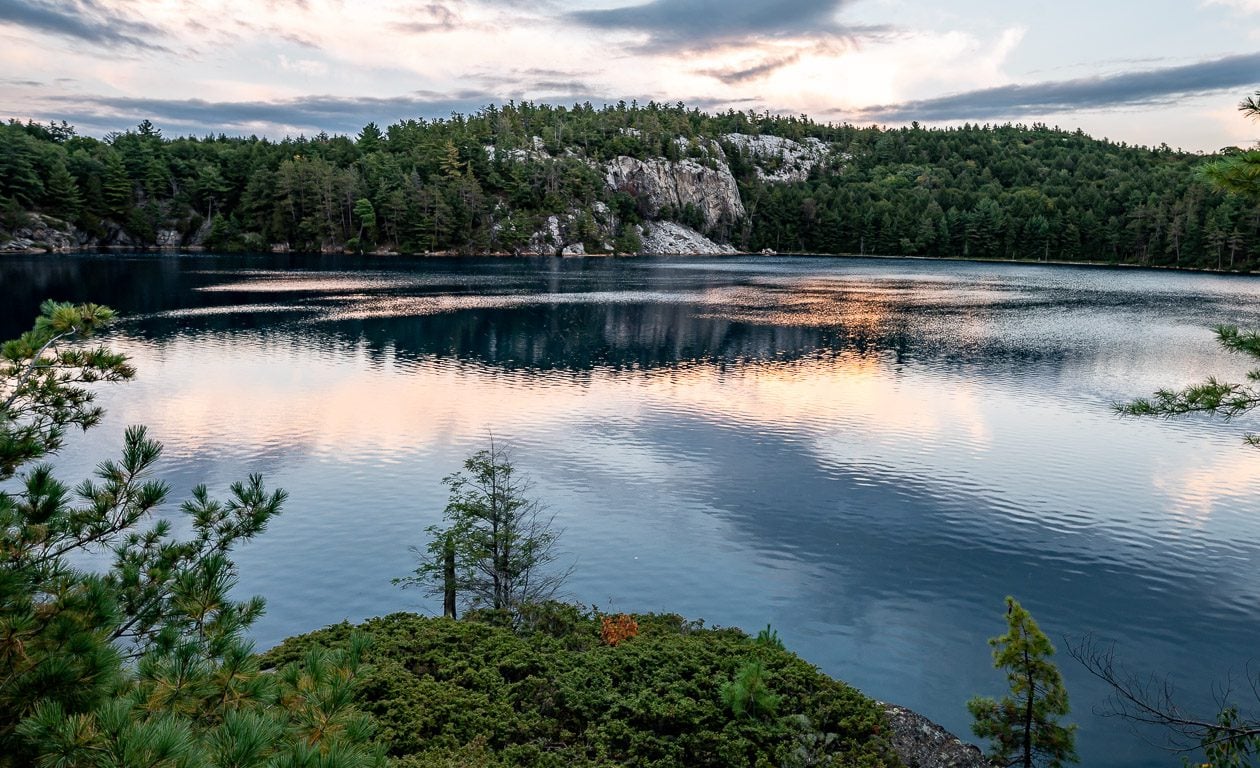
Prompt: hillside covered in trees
<box><xmin>0</xmin><ymin>101</ymin><xmax>1255</xmax><ymax>268</ymax></box>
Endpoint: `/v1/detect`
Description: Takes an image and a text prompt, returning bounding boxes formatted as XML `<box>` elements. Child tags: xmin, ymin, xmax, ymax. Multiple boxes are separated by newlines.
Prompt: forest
<box><xmin>0</xmin><ymin>100</ymin><xmax>1256</xmax><ymax>269</ymax></box>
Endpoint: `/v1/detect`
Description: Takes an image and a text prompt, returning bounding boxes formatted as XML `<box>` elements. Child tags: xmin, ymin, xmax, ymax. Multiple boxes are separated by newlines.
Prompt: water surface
<box><xmin>4</xmin><ymin>253</ymin><xmax>1260</xmax><ymax>767</ymax></box>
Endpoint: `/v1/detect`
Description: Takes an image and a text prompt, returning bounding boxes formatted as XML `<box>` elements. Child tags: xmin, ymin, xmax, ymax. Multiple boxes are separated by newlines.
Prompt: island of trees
<box><xmin>0</xmin><ymin>100</ymin><xmax>1255</xmax><ymax>269</ymax></box>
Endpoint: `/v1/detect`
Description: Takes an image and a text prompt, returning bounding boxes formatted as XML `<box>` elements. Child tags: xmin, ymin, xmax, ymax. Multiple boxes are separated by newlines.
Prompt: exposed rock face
<box><xmin>525</xmin><ymin>206</ymin><xmax>615</xmax><ymax>256</ymax></box>
<box><xmin>528</xmin><ymin>214</ymin><xmax>565</xmax><ymax>255</ymax></box>
<box><xmin>156</xmin><ymin>229</ymin><xmax>182</xmax><ymax>247</ymax></box>
<box><xmin>485</xmin><ymin>135</ymin><xmax>551</xmax><ymax>163</ymax></box>
<box><xmin>188</xmin><ymin>217</ymin><xmax>213</xmax><ymax>247</ymax></box>
<box><xmin>637</xmin><ymin>221</ymin><xmax>736</xmax><ymax>255</ymax></box>
<box><xmin>98</xmin><ymin>223</ymin><xmax>142</xmax><ymax>248</ymax></box>
<box><xmin>723</xmin><ymin>133</ymin><xmax>829</xmax><ymax>183</ymax></box>
<box><xmin>0</xmin><ymin>214</ymin><xmax>83</xmax><ymax>252</ymax></box>
<box><xmin>605</xmin><ymin>156</ymin><xmax>745</xmax><ymax>230</ymax></box>
<box><xmin>881</xmin><ymin>703</ymin><xmax>994</xmax><ymax>768</ymax></box>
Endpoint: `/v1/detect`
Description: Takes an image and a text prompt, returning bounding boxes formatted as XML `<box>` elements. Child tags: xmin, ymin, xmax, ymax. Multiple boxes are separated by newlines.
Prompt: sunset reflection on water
<box><xmin>5</xmin><ymin>252</ymin><xmax>1260</xmax><ymax>768</ymax></box>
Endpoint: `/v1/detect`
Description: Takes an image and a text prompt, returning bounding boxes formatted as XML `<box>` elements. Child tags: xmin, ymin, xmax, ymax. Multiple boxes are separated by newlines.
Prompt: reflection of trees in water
<box><xmin>0</xmin><ymin>254</ymin><xmax>1088</xmax><ymax>374</ymax></box>
<box><xmin>118</xmin><ymin>297</ymin><xmax>1076</xmax><ymax>376</ymax></box>
<box><xmin>1</xmin><ymin>255</ymin><xmax>214</xmax><ymax>339</ymax></box>
<box><xmin>325</xmin><ymin>303</ymin><xmax>869</xmax><ymax>371</ymax></box>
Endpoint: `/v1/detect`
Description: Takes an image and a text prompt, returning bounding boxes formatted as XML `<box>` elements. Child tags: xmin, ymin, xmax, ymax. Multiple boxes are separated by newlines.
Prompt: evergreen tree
<box><xmin>1201</xmin><ymin>92</ymin><xmax>1260</xmax><ymax>202</ymax></box>
<box><xmin>0</xmin><ymin>125</ymin><xmax>44</xmax><ymax>207</ymax></box>
<box><xmin>394</xmin><ymin>439</ymin><xmax>570</xmax><ymax>619</ymax></box>
<box><xmin>42</xmin><ymin>156</ymin><xmax>82</xmax><ymax>221</ymax></box>
<box><xmin>100</xmin><ymin>149</ymin><xmax>133</xmax><ymax>219</ymax></box>
<box><xmin>352</xmin><ymin>197</ymin><xmax>376</xmax><ymax>250</ymax></box>
<box><xmin>968</xmin><ymin>596</ymin><xmax>1077</xmax><ymax>768</ymax></box>
<box><xmin>356</xmin><ymin>121</ymin><xmax>383</xmax><ymax>154</ymax></box>
<box><xmin>1120</xmin><ymin>325</ymin><xmax>1260</xmax><ymax>447</ymax></box>
<box><xmin>0</xmin><ymin>301</ymin><xmax>385</xmax><ymax>768</ymax></box>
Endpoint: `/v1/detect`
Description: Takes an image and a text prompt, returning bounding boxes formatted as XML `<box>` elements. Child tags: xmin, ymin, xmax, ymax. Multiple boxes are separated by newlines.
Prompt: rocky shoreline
<box><xmin>881</xmin><ymin>703</ymin><xmax>993</xmax><ymax>768</ymax></box>
<box><xmin>1</xmin><ymin>212</ymin><xmax>741</xmax><ymax>258</ymax></box>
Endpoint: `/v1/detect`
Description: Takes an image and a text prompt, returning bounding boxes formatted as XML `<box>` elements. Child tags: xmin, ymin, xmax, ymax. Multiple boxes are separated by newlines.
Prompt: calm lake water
<box><xmin>4</xmin><ymin>252</ymin><xmax>1260</xmax><ymax>766</ymax></box>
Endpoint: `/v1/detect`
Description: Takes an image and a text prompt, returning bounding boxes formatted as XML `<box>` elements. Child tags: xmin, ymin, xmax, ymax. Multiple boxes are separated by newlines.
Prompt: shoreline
<box><xmin>3</xmin><ymin>244</ymin><xmax>1256</xmax><ymax>276</ymax></box>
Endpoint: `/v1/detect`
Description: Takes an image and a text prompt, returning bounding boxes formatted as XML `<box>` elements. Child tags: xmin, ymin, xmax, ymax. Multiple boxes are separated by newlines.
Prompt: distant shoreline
<box><xmin>3</xmin><ymin>245</ymin><xmax>1256</xmax><ymax>277</ymax></box>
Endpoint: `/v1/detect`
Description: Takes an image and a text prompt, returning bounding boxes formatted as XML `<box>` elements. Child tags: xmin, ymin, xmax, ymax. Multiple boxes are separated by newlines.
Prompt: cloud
<box><xmin>25</xmin><ymin>87</ymin><xmax>768</xmax><ymax>138</ymax></box>
<box><xmin>37</xmin><ymin>92</ymin><xmax>497</xmax><ymax>135</ymax></box>
<box><xmin>566</xmin><ymin>0</ymin><xmax>875</xmax><ymax>51</ymax></box>
<box><xmin>860</xmin><ymin>51</ymin><xmax>1260</xmax><ymax>122</ymax></box>
<box><xmin>277</xmin><ymin>54</ymin><xmax>328</xmax><ymax>77</ymax></box>
<box><xmin>698</xmin><ymin>53</ymin><xmax>803</xmax><ymax>85</ymax></box>
<box><xmin>396</xmin><ymin>2</ymin><xmax>463</xmax><ymax>34</ymax></box>
<box><xmin>32</xmin><ymin>89</ymin><xmax>646</xmax><ymax>136</ymax></box>
<box><xmin>1205</xmin><ymin>0</ymin><xmax>1260</xmax><ymax>12</ymax></box>
<box><xmin>0</xmin><ymin>0</ymin><xmax>166</xmax><ymax>48</ymax></box>
<box><xmin>465</xmin><ymin>65</ymin><xmax>597</xmax><ymax>96</ymax></box>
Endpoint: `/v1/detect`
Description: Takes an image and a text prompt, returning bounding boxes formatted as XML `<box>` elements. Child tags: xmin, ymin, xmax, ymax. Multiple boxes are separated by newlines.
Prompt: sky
<box><xmin>1</xmin><ymin>0</ymin><xmax>1259</xmax><ymax>151</ymax></box>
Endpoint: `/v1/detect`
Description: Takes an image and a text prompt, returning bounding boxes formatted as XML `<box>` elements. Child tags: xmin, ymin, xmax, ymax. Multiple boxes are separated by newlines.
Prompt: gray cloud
<box><xmin>465</xmin><ymin>65</ymin><xmax>598</xmax><ymax>96</ymax></box>
<box><xmin>27</xmin><ymin>88</ymin><xmax>795</xmax><ymax>139</ymax></box>
<box><xmin>860</xmin><ymin>51</ymin><xmax>1260</xmax><ymax>122</ymax></box>
<box><xmin>698</xmin><ymin>53</ymin><xmax>803</xmax><ymax>85</ymax></box>
<box><xmin>34</xmin><ymin>90</ymin><xmax>638</xmax><ymax>137</ymax></box>
<box><xmin>0</xmin><ymin>0</ymin><xmax>166</xmax><ymax>48</ymax></box>
<box><xmin>396</xmin><ymin>2</ymin><xmax>462</xmax><ymax>34</ymax></box>
<box><xmin>567</xmin><ymin>0</ymin><xmax>873</xmax><ymax>51</ymax></box>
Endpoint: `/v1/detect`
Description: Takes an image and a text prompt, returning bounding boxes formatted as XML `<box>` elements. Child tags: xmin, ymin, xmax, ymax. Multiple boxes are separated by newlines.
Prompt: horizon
<box><xmin>13</xmin><ymin>100</ymin><xmax>1236</xmax><ymax>155</ymax></box>
<box><xmin>1</xmin><ymin>1</ymin><xmax>1259</xmax><ymax>153</ymax></box>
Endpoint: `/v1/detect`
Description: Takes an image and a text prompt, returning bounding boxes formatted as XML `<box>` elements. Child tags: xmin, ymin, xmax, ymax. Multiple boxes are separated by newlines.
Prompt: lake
<box><xmin>4</xmin><ymin>252</ymin><xmax>1260</xmax><ymax>767</ymax></box>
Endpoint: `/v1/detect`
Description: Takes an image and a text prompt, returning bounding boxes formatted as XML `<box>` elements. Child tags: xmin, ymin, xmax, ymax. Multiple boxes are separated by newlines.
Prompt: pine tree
<box><xmin>395</xmin><ymin>439</ymin><xmax>570</xmax><ymax>619</ymax></box>
<box><xmin>1200</xmin><ymin>92</ymin><xmax>1260</xmax><ymax>202</ymax></box>
<box><xmin>0</xmin><ymin>126</ymin><xmax>44</xmax><ymax>207</ymax></box>
<box><xmin>968</xmin><ymin>597</ymin><xmax>1077</xmax><ymax>768</ymax></box>
<box><xmin>0</xmin><ymin>301</ymin><xmax>385</xmax><ymax>768</ymax></box>
<box><xmin>101</xmin><ymin>149</ymin><xmax>133</xmax><ymax>219</ymax></box>
<box><xmin>42</xmin><ymin>156</ymin><xmax>82</xmax><ymax>221</ymax></box>
<box><xmin>1120</xmin><ymin>324</ymin><xmax>1260</xmax><ymax>447</ymax></box>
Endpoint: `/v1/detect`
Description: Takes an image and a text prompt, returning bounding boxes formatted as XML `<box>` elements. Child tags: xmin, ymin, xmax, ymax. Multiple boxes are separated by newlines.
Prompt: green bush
<box><xmin>263</xmin><ymin>607</ymin><xmax>900</xmax><ymax>767</ymax></box>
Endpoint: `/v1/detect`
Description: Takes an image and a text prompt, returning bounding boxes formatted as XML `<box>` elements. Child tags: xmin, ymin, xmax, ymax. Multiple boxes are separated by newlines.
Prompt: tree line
<box><xmin>0</xmin><ymin>100</ymin><xmax>1255</xmax><ymax>268</ymax></box>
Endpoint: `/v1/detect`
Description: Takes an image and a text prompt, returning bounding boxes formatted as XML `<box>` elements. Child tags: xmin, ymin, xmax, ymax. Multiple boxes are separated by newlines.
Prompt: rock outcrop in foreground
<box><xmin>882</xmin><ymin>703</ymin><xmax>994</xmax><ymax>768</ymax></box>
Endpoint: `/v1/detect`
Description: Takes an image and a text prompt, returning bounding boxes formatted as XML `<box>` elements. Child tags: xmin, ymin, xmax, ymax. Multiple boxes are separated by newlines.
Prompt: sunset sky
<box><xmin>1</xmin><ymin>0</ymin><xmax>1259</xmax><ymax>150</ymax></box>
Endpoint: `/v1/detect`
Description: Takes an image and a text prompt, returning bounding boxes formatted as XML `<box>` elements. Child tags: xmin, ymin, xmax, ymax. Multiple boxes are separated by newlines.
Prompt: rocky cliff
<box><xmin>3</xmin><ymin>130</ymin><xmax>820</xmax><ymax>258</ymax></box>
<box><xmin>604</xmin><ymin>155</ymin><xmax>745</xmax><ymax>230</ymax></box>
<box><xmin>1</xmin><ymin>212</ymin><xmax>210</xmax><ymax>254</ymax></box>
<box><xmin>723</xmin><ymin>133</ymin><xmax>831</xmax><ymax>184</ymax></box>
<box><xmin>0</xmin><ymin>214</ymin><xmax>86</xmax><ymax>252</ymax></box>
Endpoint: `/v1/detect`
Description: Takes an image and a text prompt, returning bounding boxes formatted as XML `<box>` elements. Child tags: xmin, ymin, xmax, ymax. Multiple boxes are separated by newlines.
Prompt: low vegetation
<box><xmin>262</xmin><ymin>606</ymin><xmax>901</xmax><ymax>768</ymax></box>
